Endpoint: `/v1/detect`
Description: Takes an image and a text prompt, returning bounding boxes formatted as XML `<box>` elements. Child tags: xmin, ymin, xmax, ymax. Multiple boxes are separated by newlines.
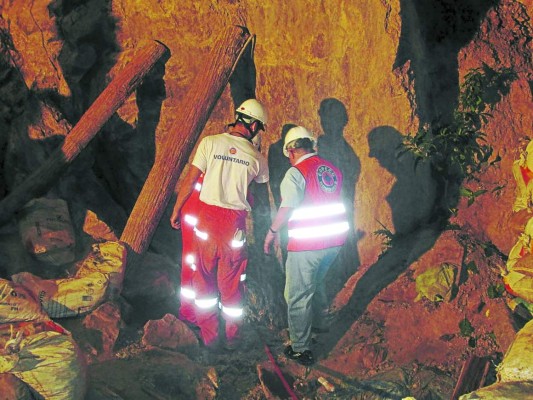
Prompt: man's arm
<box><xmin>170</xmin><ymin>165</ymin><xmax>203</xmax><ymax>229</ymax></box>
<box><xmin>249</xmin><ymin>181</ymin><xmax>270</xmax><ymax>216</ymax></box>
<box><xmin>263</xmin><ymin>206</ymin><xmax>293</xmax><ymax>254</ymax></box>
<box><xmin>263</xmin><ymin>167</ymin><xmax>304</xmax><ymax>254</ymax></box>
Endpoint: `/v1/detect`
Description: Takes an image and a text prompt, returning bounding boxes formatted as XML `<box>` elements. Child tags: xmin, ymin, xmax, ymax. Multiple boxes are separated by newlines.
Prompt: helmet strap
<box><xmin>235</xmin><ymin>114</ymin><xmax>260</xmax><ymax>143</ymax></box>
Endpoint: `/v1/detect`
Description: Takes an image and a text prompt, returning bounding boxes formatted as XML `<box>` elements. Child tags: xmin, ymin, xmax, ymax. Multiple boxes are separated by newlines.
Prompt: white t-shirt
<box><xmin>192</xmin><ymin>132</ymin><xmax>269</xmax><ymax>211</ymax></box>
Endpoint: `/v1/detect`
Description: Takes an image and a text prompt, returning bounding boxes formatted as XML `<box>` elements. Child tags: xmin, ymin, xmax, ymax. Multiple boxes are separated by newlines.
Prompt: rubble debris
<box><xmin>12</xmin><ymin>241</ymin><xmax>127</xmax><ymax>318</ymax></box>
<box><xmin>141</xmin><ymin>313</ymin><xmax>200</xmax><ymax>358</ymax></box>
<box><xmin>0</xmin><ymin>279</ymin><xmax>86</xmax><ymax>399</ymax></box>
<box><xmin>18</xmin><ymin>197</ymin><xmax>76</xmax><ymax>266</ymax></box>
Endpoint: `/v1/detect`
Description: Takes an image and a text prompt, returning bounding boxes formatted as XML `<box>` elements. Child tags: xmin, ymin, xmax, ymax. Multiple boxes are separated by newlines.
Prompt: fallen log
<box><xmin>0</xmin><ymin>40</ymin><xmax>169</xmax><ymax>226</ymax></box>
<box><xmin>451</xmin><ymin>355</ymin><xmax>491</xmax><ymax>400</ymax></box>
<box><xmin>120</xmin><ymin>26</ymin><xmax>254</xmax><ymax>256</ymax></box>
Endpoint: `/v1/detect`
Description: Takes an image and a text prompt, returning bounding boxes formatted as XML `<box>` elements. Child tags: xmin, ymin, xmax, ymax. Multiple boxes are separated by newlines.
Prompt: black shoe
<box><xmin>284</xmin><ymin>345</ymin><xmax>314</xmax><ymax>366</ymax></box>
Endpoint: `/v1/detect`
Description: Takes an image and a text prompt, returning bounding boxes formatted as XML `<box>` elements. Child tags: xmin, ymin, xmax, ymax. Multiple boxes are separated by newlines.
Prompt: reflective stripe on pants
<box><xmin>193</xmin><ymin>202</ymin><xmax>248</xmax><ymax>345</ymax></box>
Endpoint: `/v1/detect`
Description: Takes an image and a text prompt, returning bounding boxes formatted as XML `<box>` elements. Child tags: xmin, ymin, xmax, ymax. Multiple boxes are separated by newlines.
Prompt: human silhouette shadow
<box><xmin>48</xmin><ymin>3</ymin><xmax>172</xmax><ymax>260</ymax></box>
<box><xmin>45</xmin><ymin>2</ymin><xmax>130</xmax><ymax>237</ymax></box>
<box><xmin>226</xmin><ymin>46</ymin><xmax>287</xmax><ymax>327</ymax></box>
<box><xmin>319</xmin><ymin>126</ymin><xmax>442</xmax><ymax>357</ymax></box>
<box><xmin>268</xmin><ymin>124</ymin><xmax>295</xmax><ymax>209</ymax></box>
<box><xmin>227</xmin><ymin>37</ymin><xmax>273</xmax><ymax>248</ymax></box>
<box><xmin>267</xmin><ymin>124</ymin><xmax>296</xmax><ymax>267</ymax></box>
<box><xmin>369</xmin><ymin>126</ymin><xmax>437</xmax><ymax>235</ymax></box>
<box><xmin>316</xmin><ymin>98</ymin><xmax>361</xmax><ymax>294</ymax></box>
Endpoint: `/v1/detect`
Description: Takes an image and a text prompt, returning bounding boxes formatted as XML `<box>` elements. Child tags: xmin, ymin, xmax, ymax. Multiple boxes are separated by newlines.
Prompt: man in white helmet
<box><xmin>264</xmin><ymin>125</ymin><xmax>349</xmax><ymax>366</ymax></box>
<box><xmin>176</xmin><ymin>124</ymin><xmax>263</xmax><ymax>326</ymax></box>
<box><xmin>170</xmin><ymin>99</ymin><xmax>269</xmax><ymax>350</ymax></box>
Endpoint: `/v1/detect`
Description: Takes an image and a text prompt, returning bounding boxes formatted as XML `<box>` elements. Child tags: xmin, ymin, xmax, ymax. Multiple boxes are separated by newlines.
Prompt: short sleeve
<box><xmin>254</xmin><ymin>154</ymin><xmax>269</xmax><ymax>183</ymax></box>
<box><xmin>191</xmin><ymin>137</ymin><xmax>209</xmax><ymax>173</ymax></box>
<box><xmin>279</xmin><ymin>167</ymin><xmax>305</xmax><ymax>208</ymax></box>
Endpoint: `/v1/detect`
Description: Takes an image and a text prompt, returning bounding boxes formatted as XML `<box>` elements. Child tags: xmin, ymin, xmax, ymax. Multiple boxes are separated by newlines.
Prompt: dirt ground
<box><xmin>77</xmin><ymin>231</ymin><xmax>523</xmax><ymax>400</ymax></box>
<box><xmin>0</xmin><ymin>218</ymin><xmax>525</xmax><ymax>399</ymax></box>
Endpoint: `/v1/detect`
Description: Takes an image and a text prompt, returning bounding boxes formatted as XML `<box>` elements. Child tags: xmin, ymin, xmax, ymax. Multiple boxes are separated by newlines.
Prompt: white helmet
<box><xmin>235</xmin><ymin>99</ymin><xmax>268</xmax><ymax>126</ymax></box>
<box><xmin>283</xmin><ymin>126</ymin><xmax>315</xmax><ymax>157</ymax></box>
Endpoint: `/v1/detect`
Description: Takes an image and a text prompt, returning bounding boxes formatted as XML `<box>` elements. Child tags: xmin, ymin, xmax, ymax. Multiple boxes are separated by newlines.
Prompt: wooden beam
<box><xmin>119</xmin><ymin>26</ymin><xmax>253</xmax><ymax>255</ymax></box>
<box><xmin>0</xmin><ymin>40</ymin><xmax>169</xmax><ymax>225</ymax></box>
<box><xmin>451</xmin><ymin>355</ymin><xmax>491</xmax><ymax>399</ymax></box>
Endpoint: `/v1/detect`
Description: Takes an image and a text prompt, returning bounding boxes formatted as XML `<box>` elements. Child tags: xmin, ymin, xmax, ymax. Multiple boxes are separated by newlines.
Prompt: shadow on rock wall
<box><xmin>369</xmin><ymin>126</ymin><xmax>436</xmax><ymax>235</ymax></box>
<box><xmin>47</xmin><ymin>0</ymin><xmax>130</xmax><ymax>237</ymax></box>
<box><xmin>317</xmin><ymin>98</ymin><xmax>362</xmax><ymax>297</ymax></box>
<box><xmin>1</xmin><ymin>2</ymin><xmax>175</xmax><ymax>287</ymax></box>
<box><xmin>395</xmin><ymin>0</ymin><xmax>498</xmax><ymax>125</ymax></box>
<box><xmin>267</xmin><ymin>123</ymin><xmax>296</xmax><ymax>268</ymax></box>
<box><xmin>50</xmin><ymin>0</ymin><xmax>120</xmax><ymax>118</ymax></box>
<box><xmin>50</xmin><ymin>1</ymin><xmax>172</xmax><ymax>247</ymax></box>
<box><xmin>320</xmin><ymin>125</ymin><xmax>442</xmax><ymax>356</ymax></box>
<box><xmin>273</xmin><ymin>0</ymin><xmax>503</xmax><ymax>359</ymax></box>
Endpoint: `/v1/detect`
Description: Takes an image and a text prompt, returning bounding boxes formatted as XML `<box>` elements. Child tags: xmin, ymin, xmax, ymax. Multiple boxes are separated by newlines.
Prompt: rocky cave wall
<box><xmin>1</xmin><ymin>0</ymin><xmax>530</xmax><ymax>260</ymax></box>
<box><xmin>0</xmin><ymin>0</ymin><xmax>532</xmax><ymax>393</ymax></box>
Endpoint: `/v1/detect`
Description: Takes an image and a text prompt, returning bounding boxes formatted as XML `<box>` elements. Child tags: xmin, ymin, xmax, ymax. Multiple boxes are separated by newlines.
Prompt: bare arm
<box><xmin>170</xmin><ymin>165</ymin><xmax>203</xmax><ymax>229</ymax></box>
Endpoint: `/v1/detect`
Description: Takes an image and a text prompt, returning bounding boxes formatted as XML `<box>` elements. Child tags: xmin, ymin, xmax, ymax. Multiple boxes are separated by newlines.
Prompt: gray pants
<box><xmin>285</xmin><ymin>246</ymin><xmax>341</xmax><ymax>352</ymax></box>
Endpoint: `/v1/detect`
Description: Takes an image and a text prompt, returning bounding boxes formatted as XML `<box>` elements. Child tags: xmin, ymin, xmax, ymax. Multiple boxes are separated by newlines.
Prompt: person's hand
<box><xmin>264</xmin><ymin>230</ymin><xmax>277</xmax><ymax>254</ymax></box>
<box><xmin>170</xmin><ymin>208</ymin><xmax>181</xmax><ymax>230</ymax></box>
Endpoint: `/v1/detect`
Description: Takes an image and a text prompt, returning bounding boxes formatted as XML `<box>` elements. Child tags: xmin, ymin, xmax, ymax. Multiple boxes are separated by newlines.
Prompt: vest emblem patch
<box><xmin>317</xmin><ymin>165</ymin><xmax>338</xmax><ymax>192</ymax></box>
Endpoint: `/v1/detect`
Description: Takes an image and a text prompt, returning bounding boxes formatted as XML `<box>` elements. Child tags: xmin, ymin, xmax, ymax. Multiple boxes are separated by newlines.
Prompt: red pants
<box><xmin>193</xmin><ymin>202</ymin><xmax>248</xmax><ymax>346</ymax></box>
<box><xmin>179</xmin><ymin>221</ymin><xmax>197</xmax><ymax>323</ymax></box>
<box><xmin>178</xmin><ymin>187</ymin><xmax>201</xmax><ymax>324</ymax></box>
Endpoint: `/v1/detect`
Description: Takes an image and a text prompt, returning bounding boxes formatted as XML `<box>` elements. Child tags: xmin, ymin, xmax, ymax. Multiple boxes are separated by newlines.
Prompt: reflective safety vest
<box><xmin>287</xmin><ymin>155</ymin><xmax>349</xmax><ymax>251</ymax></box>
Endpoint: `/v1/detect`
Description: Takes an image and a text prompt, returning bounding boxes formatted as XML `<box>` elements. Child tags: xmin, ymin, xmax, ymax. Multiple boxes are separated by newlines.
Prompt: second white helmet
<box><xmin>283</xmin><ymin>126</ymin><xmax>315</xmax><ymax>157</ymax></box>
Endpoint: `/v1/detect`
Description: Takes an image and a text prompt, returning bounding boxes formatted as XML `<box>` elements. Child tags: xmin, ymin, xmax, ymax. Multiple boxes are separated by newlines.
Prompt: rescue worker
<box><xmin>263</xmin><ymin>125</ymin><xmax>349</xmax><ymax>365</ymax></box>
<box><xmin>170</xmin><ymin>99</ymin><xmax>269</xmax><ymax>350</ymax></box>
<box><xmin>177</xmin><ymin>136</ymin><xmax>262</xmax><ymax>325</ymax></box>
